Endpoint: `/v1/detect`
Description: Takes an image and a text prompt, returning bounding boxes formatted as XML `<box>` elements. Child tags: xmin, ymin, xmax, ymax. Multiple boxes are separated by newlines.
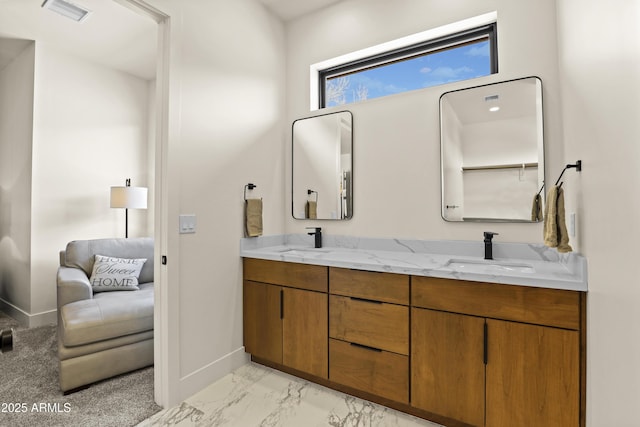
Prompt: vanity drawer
<box><xmin>411</xmin><ymin>276</ymin><xmax>581</xmax><ymax>330</ymax></box>
<box><xmin>330</xmin><ymin>338</ymin><xmax>408</xmax><ymax>404</ymax></box>
<box><xmin>330</xmin><ymin>267</ymin><xmax>409</xmax><ymax>305</ymax></box>
<box><xmin>243</xmin><ymin>258</ymin><xmax>327</xmax><ymax>292</ymax></box>
<box><xmin>329</xmin><ymin>295</ymin><xmax>409</xmax><ymax>355</ymax></box>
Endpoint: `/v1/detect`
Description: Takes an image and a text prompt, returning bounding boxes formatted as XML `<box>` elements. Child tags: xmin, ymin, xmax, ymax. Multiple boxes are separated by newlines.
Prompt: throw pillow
<box><xmin>89</xmin><ymin>255</ymin><xmax>147</xmax><ymax>292</ymax></box>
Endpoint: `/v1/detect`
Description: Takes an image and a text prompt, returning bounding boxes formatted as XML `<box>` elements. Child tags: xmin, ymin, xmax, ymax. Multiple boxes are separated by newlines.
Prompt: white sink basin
<box><xmin>446</xmin><ymin>258</ymin><xmax>535</xmax><ymax>274</ymax></box>
<box><xmin>277</xmin><ymin>248</ymin><xmax>330</xmax><ymax>256</ymax></box>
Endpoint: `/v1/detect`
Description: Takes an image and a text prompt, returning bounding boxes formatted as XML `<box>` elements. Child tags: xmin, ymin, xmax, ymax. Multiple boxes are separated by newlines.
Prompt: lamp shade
<box><xmin>110</xmin><ymin>186</ymin><xmax>148</xmax><ymax>209</ymax></box>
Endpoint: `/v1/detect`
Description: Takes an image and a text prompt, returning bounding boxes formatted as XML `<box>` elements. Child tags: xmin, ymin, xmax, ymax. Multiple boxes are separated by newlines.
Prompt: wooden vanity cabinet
<box><xmin>411</xmin><ymin>276</ymin><xmax>584</xmax><ymax>427</ymax></box>
<box><xmin>243</xmin><ymin>259</ymin><xmax>586</xmax><ymax>427</ymax></box>
<box><xmin>328</xmin><ymin>267</ymin><xmax>410</xmax><ymax>404</ymax></box>
<box><xmin>243</xmin><ymin>258</ymin><xmax>328</xmax><ymax>379</ymax></box>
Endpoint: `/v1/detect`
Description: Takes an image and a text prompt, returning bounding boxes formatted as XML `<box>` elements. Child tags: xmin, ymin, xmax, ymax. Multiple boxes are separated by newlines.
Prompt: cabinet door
<box><xmin>243</xmin><ymin>280</ymin><xmax>282</xmax><ymax>364</ymax></box>
<box><xmin>283</xmin><ymin>287</ymin><xmax>328</xmax><ymax>379</ymax></box>
<box><xmin>486</xmin><ymin>319</ymin><xmax>580</xmax><ymax>427</ymax></box>
<box><xmin>411</xmin><ymin>308</ymin><xmax>485</xmax><ymax>427</ymax></box>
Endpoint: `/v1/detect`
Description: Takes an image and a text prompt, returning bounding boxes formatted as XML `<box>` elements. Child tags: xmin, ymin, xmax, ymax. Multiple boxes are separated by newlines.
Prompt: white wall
<box><xmin>462</xmin><ymin>167</ymin><xmax>538</xmax><ymax>220</ymax></box>
<box><xmin>284</xmin><ymin>0</ymin><xmax>564</xmax><ymax>242</ymax></box>
<box><xmin>147</xmin><ymin>79</ymin><xmax>156</xmax><ymax>234</ymax></box>
<box><xmin>0</xmin><ymin>42</ymin><xmax>35</xmax><ymax>320</ymax></box>
<box><xmin>462</xmin><ymin>117</ymin><xmax>538</xmax><ymax>166</ymax></box>
<box><xmin>147</xmin><ymin>0</ymin><xmax>286</xmax><ymax>405</ymax></box>
<box><xmin>557</xmin><ymin>1</ymin><xmax>640</xmax><ymax>425</ymax></box>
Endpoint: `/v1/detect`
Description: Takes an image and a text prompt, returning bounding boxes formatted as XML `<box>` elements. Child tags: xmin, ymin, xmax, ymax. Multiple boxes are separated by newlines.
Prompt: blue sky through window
<box><xmin>325</xmin><ymin>40</ymin><xmax>491</xmax><ymax>107</ymax></box>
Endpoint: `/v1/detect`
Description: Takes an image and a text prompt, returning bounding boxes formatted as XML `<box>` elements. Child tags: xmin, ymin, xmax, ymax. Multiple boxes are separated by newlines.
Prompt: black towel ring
<box><xmin>307</xmin><ymin>189</ymin><xmax>318</xmax><ymax>203</ymax></box>
<box><xmin>244</xmin><ymin>183</ymin><xmax>256</xmax><ymax>201</ymax></box>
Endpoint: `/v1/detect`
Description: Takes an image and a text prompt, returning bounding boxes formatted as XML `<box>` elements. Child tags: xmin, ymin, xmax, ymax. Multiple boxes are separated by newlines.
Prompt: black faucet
<box><xmin>483</xmin><ymin>232</ymin><xmax>499</xmax><ymax>260</ymax></box>
<box><xmin>306</xmin><ymin>227</ymin><xmax>322</xmax><ymax>248</ymax></box>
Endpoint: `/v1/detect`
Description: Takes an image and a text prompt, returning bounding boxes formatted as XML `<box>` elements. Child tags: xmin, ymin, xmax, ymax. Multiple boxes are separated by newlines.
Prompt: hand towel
<box><xmin>543</xmin><ymin>186</ymin><xmax>572</xmax><ymax>252</ymax></box>
<box><xmin>543</xmin><ymin>186</ymin><xmax>559</xmax><ymax>247</ymax></box>
<box><xmin>555</xmin><ymin>187</ymin><xmax>573</xmax><ymax>253</ymax></box>
<box><xmin>245</xmin><ymin>198</ymin><xmax>263</xmax><ymax>237</ymax></box>
<box><xmin>305</xmin><ymin>201</ymin><xmax>317</xmax><ymax>219</ymax></box>
<box><xmin>531</xmin><ymin>193</ymin><xmax>543</xmax><ymax>221</ymax></box>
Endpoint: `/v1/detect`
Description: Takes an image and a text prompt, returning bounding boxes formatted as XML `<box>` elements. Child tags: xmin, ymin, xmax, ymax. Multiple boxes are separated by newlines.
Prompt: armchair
<box><xmin>57</xmin><ymin>237</ymin><xmax>154</xmax><ymax>393</ymax></box>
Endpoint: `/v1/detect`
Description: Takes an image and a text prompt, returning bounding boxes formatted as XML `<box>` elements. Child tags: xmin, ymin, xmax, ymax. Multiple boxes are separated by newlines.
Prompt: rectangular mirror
<box><xmin>292</xmin><ymin>111</ymin><xmax>353</xmax><ymax>220</ymax></box>
<box><xmin>440</xmin><ymin>77</ymin><xmax>544</xmax><ymax>222</ymax></box>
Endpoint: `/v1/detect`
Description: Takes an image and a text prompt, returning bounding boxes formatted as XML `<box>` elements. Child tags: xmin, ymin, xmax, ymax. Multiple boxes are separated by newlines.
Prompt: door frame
<box><xmin>113</xmin><ymin>0</ymin><xmax>171</xmax><ymax>407</ymax></box>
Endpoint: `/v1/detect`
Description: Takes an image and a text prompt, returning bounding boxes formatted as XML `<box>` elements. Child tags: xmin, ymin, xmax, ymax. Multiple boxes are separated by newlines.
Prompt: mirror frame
<box><xmin>439</xmin><ymin>76</ymin><xmax>545</xmax><ymax>223</ymax></box>
<box><xmin>291</xmin><ymin>110</ymin><xmax>354</xmax><ymax>220</ymax></box>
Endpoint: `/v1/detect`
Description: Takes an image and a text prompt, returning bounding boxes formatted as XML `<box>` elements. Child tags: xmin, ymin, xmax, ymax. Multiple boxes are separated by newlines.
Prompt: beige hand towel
<box><xmin>531</xmin><ymin>193</ymin><xmax>543</xmax><ymax>222</ymax></box>
<box><xmin>555</xmin><ymin>187</ymin><xmax>572</xmax><ymax>253</ymax></box>
<box><xmin>305</xmin><ymin>201</ymin><xmax>317</xmax><ymax>219</ymax></box>
<box><xmin>543</xmin><ymin>186</ymin><xmax>572</xmax><ymax>252</ymax></box>
<box><xmin>245</xmin><ymin>198</ymin><xmax>263</xmax><ymax>237</ymax></box>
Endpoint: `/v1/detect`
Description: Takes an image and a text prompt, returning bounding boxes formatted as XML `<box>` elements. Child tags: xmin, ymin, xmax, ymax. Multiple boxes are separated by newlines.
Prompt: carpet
<box><xmin>0</xmin><ymin>312</ymin><xmax>161</xmax><ymax>427</ymax></box>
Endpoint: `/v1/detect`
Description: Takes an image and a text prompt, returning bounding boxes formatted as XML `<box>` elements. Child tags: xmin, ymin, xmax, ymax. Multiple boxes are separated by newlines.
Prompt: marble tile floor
<box><xmin>138</xmin><ymin>362</ymin><xmax>443</xmax><ymax>427</ymax></box>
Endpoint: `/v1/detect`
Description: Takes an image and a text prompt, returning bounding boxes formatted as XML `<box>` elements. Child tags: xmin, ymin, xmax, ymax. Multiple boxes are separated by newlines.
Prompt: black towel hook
<box><xmin>555</xmin><ymin>160</ymin><xmax>582</xmax><ymax>188</ymax></box>
<box><xmin>307</xmin><ymin>189</ymin><xmax>318</xmax><ymax>203</ymax></box>
<box><xmin>555</xmin><ymin>160</ymin><xmax>582</xmax><ymax>184</ymax></box>
<box><xmin>244</xmin><ymin>183</ymin><xmax>256</xmax><ymax>201</ymax></box>
<box><xmin>537</xmin><ymin>160</ymin><xmax>582</xmax><ymax>195</ymax></box>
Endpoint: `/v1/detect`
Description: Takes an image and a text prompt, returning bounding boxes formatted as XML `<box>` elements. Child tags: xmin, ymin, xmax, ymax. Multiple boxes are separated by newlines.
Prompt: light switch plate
<box><xmin>179</xmin><ymin>214</ymin><xmax>196</xmax><ymax>234</ymax></box>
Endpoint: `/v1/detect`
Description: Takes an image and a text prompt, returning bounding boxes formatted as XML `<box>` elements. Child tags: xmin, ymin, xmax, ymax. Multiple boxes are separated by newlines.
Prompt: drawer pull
<box><xmin>350</xmin><ymin>342</ymin><xmax>383</xmax><ymax>352</ymax></box>
<box><xmin>350</xmin><ymin>296</ymin><xmax>383</xmax><ymax>304</ymax></box>
<box><xmin>349</xmin><ymin>268</ymin><xmax>383</xmax><ymax>273</ymax></box>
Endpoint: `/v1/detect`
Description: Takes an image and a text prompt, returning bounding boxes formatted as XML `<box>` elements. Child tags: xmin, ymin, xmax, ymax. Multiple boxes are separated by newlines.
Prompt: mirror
<box><xmin>292</xmin><ymin>111</ymin><xmax>353</xmax><ymax>220</ymax></box>
<box><xmin>440</xmin><ymin>77</ymin><xmax>544</xmax><ymax>222</ymax></box>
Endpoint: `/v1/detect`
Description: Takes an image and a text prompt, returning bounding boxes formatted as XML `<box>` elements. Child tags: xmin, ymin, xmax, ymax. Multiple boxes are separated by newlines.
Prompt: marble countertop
<box><xmin>240</xmin><ymin>234</ymin><xmax>588</xmax><ymax>292</ymax></box>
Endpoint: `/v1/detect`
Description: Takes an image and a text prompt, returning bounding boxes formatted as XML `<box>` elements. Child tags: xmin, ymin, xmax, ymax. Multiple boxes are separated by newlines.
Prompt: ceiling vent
<box><xmin>41</xmin><ymin>0</ymin><xmax>91</xmax><ymax>22</ymax></box>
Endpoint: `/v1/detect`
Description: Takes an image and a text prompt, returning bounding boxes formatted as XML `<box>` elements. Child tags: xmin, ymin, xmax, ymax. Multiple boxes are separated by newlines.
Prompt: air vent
<box><xmin>41</xmin><ymin>0</ymin><xmax>91</xmax><ymax>22</ymax></box>
<box><xmin>484</xmin><ymin>94</ymin><xmax>499</xmax><ymax>102</ymax></box>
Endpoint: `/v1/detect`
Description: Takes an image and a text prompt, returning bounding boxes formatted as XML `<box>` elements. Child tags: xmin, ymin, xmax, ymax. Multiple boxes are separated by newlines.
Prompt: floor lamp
<box><xmin>110</xmin><ymin>178</ymin><xmax>148</xmax><ymax>238</ymax></box>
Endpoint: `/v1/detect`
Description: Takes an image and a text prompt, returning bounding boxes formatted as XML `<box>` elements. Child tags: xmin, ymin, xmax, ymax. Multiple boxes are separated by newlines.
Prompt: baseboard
<box><xmin>0</xmin><ymin>298</ymin><xmax>57</xmax><ymax>328</ymax></box>
<box><xmin>28</xmin><ymin>309</ymin><xmax>58</xmax><ymax>327</ymax></box>
<box><xmin>177</xmin><ymin>346</ymin><xmax>249</xmax><ymax>404</ymax></box>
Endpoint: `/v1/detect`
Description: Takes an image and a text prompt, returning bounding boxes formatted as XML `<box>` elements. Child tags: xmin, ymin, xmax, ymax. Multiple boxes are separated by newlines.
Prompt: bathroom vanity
<box><xmin>241</xmin><ymin>235</ymin><xmax>587</xmax><ymax>427</ymax></box>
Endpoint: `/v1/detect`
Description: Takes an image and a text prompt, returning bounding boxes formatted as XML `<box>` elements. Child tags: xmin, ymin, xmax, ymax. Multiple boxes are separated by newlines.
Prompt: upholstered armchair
<box><xmin>56</xmin><ymin>237</ymin><xmax>154</xmax><ymax>393</ymax></box>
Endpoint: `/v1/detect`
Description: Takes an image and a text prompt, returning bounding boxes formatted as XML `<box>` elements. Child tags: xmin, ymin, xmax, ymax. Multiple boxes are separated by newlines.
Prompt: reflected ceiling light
<box><xmin>485</xmin><ymin>94</ymin><xmax>500</xmax><ymax>112</ymax></box>
<box><xmin>41</xmin><ymin>0</ymin><xmax>91</xmax><ymax>22</ymax></box>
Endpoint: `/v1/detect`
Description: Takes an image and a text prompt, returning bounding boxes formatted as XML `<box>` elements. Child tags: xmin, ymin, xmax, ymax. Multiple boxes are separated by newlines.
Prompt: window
<box><xmin>318</xmin><ymin>23</ymin><xmax>497</xmax><ymax>108</ymax></box>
